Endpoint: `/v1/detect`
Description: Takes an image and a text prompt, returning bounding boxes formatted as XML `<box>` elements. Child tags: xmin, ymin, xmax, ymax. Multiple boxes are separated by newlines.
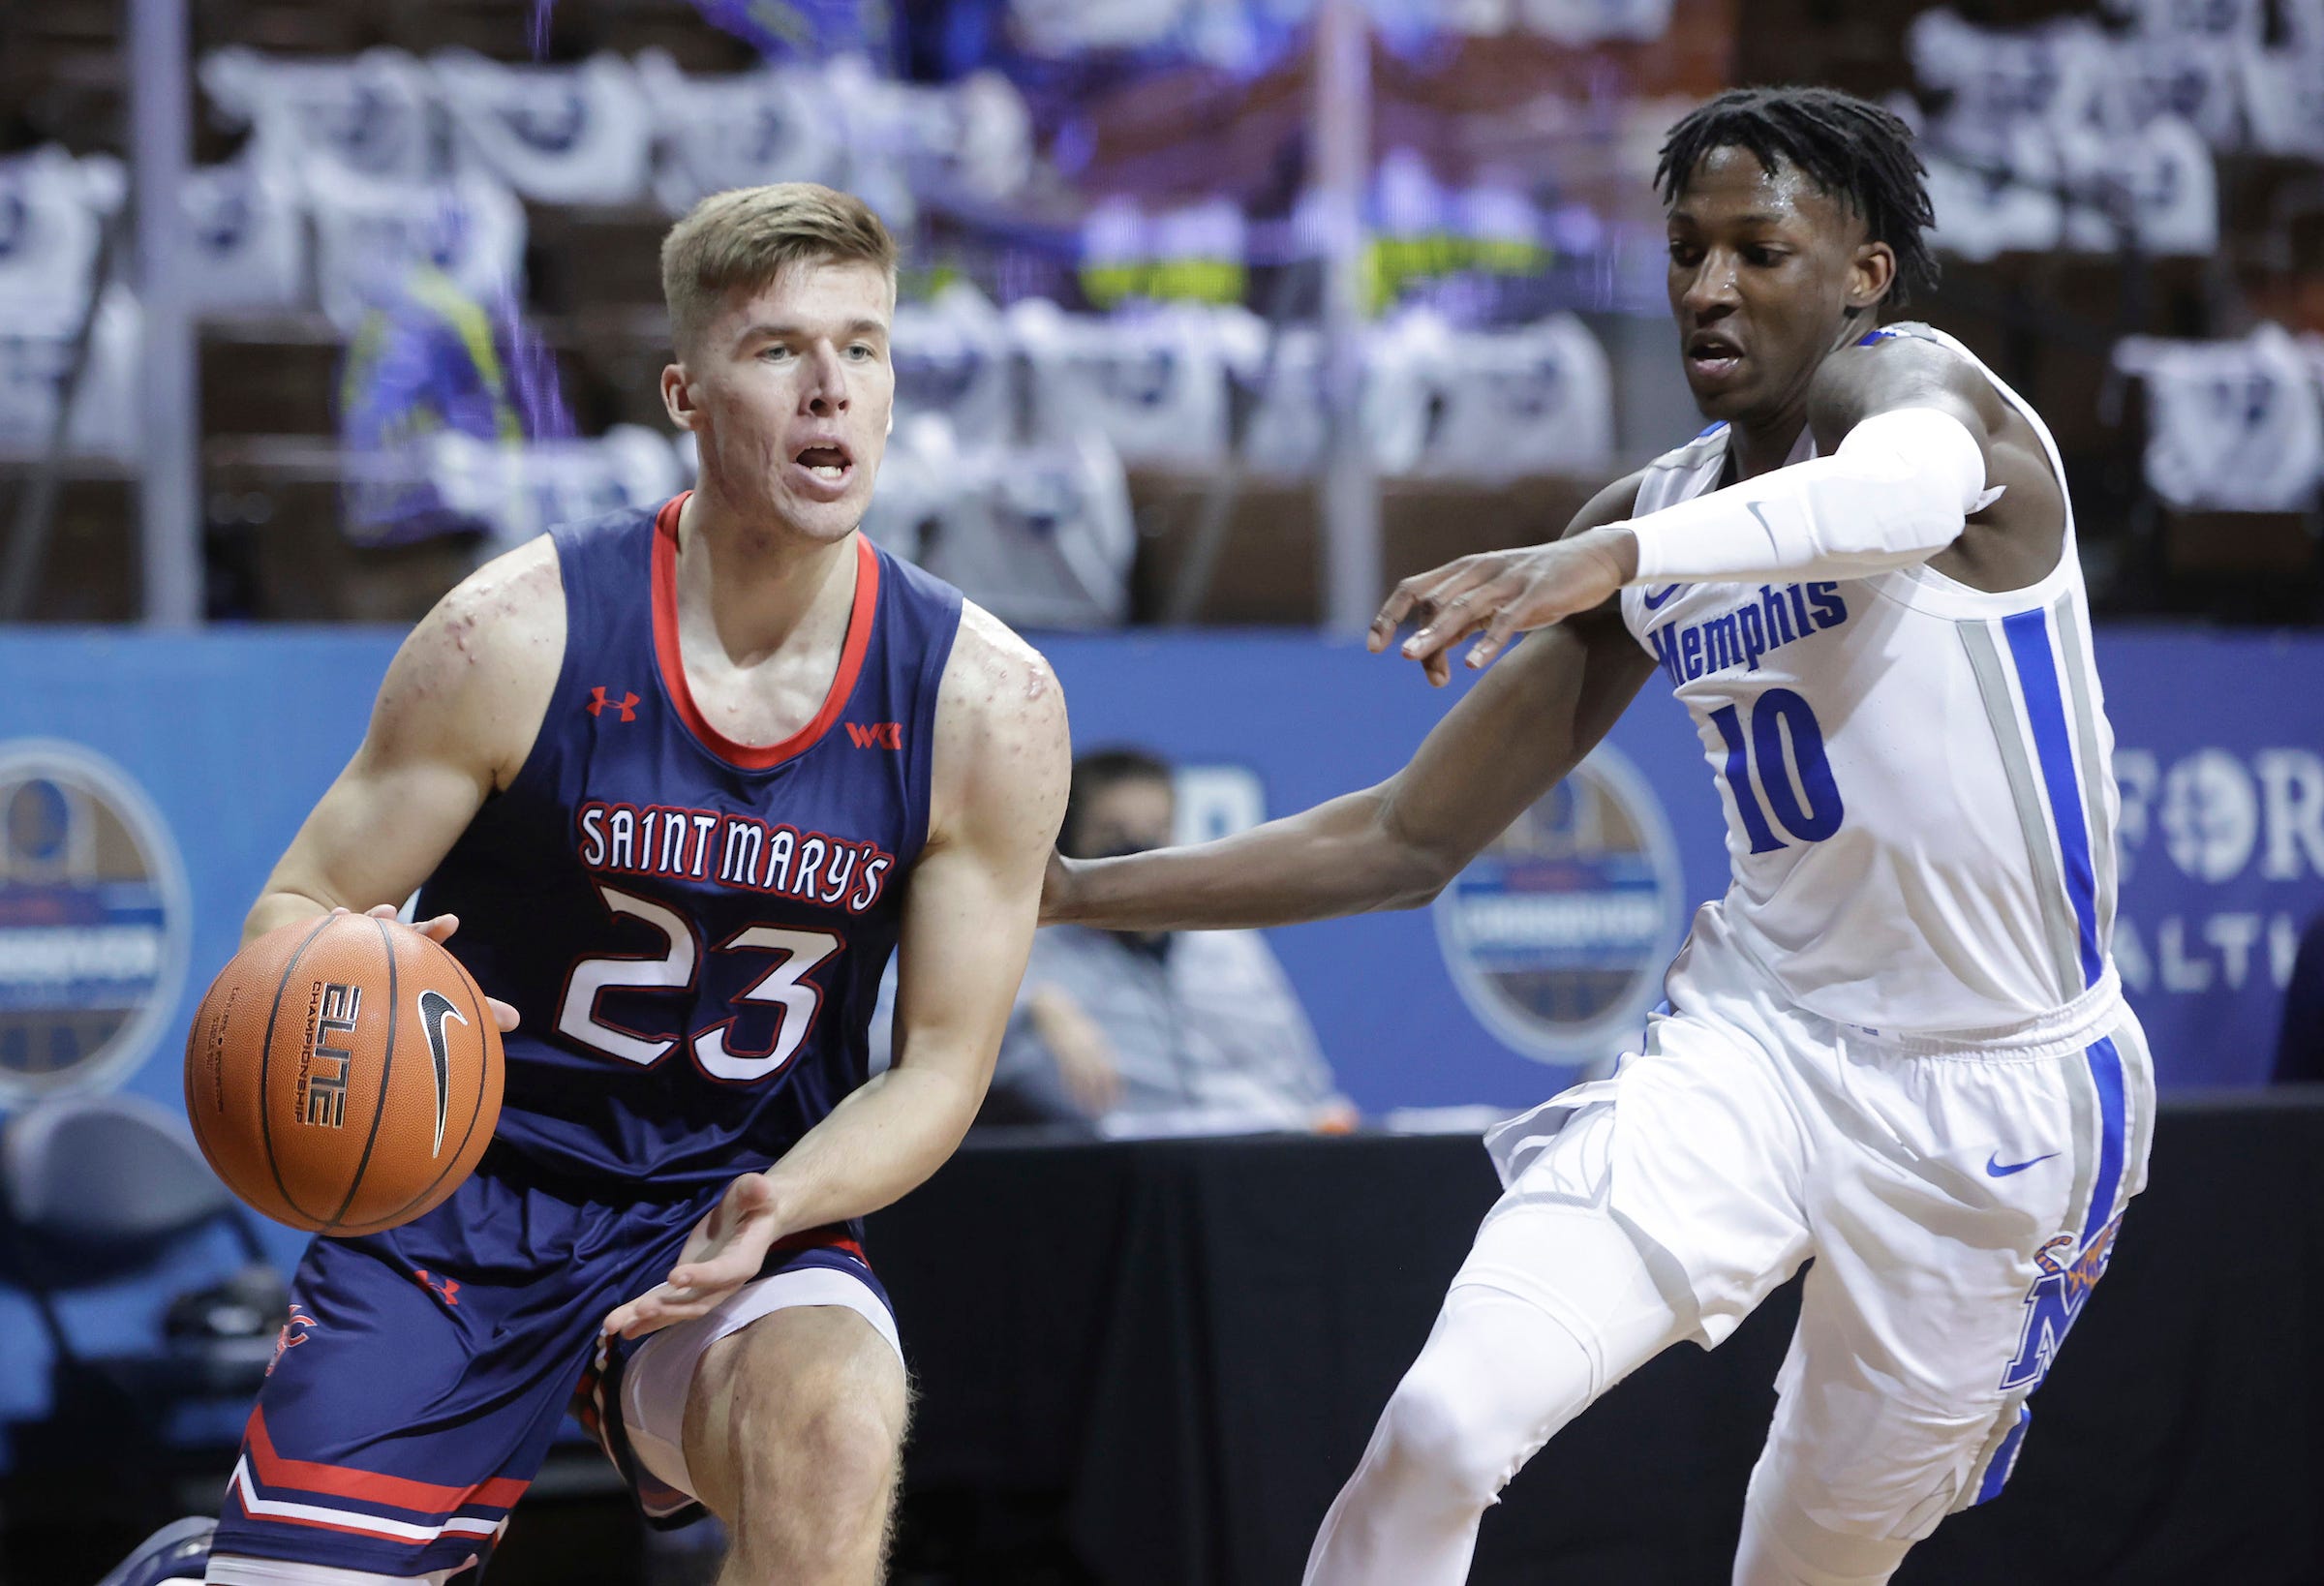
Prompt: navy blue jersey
<box><xmin>415</xmin><ymin>493</ymin><xmax>963</xmax><ymax>1189</ymax></box>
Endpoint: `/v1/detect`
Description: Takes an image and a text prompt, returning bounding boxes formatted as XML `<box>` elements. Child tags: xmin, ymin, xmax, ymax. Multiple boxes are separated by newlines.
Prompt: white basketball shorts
<box><xmin>1472</xmin><ymin>905</ymin><xmax>2155</xmax><ymax>1540</ymax></box>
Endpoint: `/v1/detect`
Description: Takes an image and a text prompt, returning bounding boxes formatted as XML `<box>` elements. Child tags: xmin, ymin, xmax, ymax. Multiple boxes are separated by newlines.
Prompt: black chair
<box><xmin>0</xmin><ymin>1092</ymin><xmax>283</xmax><ymax>1519</ymax></box>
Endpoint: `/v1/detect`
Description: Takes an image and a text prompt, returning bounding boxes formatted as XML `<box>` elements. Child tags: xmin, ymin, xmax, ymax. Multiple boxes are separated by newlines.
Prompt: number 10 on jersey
<box><xmin>1708</xmin><ymin>686</ymin><xmax>1845</xmax><ymax>854</ymax></box>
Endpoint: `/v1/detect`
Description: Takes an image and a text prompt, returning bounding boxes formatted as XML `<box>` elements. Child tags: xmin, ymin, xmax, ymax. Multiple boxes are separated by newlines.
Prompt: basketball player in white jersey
<box><xmin>1043</xmin><ymin>86</ymin><xmax>2150</xmax><ymax>1586</ymax></box>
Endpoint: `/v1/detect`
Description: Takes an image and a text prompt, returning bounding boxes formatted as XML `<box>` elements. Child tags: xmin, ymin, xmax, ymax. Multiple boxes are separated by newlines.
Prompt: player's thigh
<box><xmin>1483</xmin><ymin>1002</ymin><xmax>1818</xmax><ymax>1350</ymax></box>
<box><xmin>1758</xmin><ymin>1021</ymin><xmax>2156</xmax><ymax>1540</ymax></box>
<box><xmin>680</xmin><ymin>1299</ymin><xmax>910</xmax><ymax>1521</ymax></box>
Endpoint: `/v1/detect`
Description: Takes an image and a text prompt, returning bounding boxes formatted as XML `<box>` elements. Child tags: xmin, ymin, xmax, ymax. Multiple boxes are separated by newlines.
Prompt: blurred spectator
<box><xmin>2274</xmin><ymin>911</ymin><xmax>2324</xmax><ymax>1083</ymax></box>
<box><xmin>989</xmin><ymin>747</ymin><xmax>1353</xmax><ymax>1134</ymax></box>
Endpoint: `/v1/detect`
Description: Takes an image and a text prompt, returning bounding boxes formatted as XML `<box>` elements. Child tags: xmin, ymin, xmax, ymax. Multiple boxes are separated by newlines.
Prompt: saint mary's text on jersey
<box><xmin>575</xmin><ymin>800</ymin><xmax>895</xmax><ymax>913</ymax></box>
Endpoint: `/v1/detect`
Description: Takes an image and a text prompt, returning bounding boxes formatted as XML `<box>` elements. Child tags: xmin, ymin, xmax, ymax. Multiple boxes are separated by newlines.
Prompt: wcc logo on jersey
<box><xmin>1432</xmin><ymin>745</ymin><xmax>1686</xmax><ymax>1065</ymax></box>
<box><xmin>0</xmin><ymin>740</ymin><xmax>191</xmax><ymax>1105</ymax></box>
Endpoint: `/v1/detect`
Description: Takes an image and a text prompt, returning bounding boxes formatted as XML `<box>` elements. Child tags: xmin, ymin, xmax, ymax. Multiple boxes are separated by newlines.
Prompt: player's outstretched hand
<box><xmin>600</xmin><ymin>1171</ymin><xmax>781</xmax><ymax>1341</ymax></box>
<box><xmin>1368</xmin><ymin>529</ymin><xmax>1636</xmax><ymax>680</ymax></box>
<box><xmin>341</xmin><ymin>905</ymin><xmax>520</xmax><ymax>1032</ymax></box>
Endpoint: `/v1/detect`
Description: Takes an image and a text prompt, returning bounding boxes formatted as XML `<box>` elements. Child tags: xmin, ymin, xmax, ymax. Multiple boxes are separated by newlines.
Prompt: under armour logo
<box><xmin>845</xmin><ymin>721</ymin><xmax>902</xmax><ymax>749</ymax></box>
<box><xmin>587</xmin><ymin>686</ymin><xmax>639</xmax><ymax>722</ymax></box>
<box><xmin>413</xmin><ymin>1268</ymin><xmax>461</xmax><ymax>1307</ymax></box>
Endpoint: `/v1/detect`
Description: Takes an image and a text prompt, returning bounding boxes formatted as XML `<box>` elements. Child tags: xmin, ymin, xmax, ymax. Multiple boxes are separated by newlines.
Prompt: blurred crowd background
<box><xmin>4</xmin><ymin>0</ymin><xmax>2321</xmax><ymax>631</ymax></box>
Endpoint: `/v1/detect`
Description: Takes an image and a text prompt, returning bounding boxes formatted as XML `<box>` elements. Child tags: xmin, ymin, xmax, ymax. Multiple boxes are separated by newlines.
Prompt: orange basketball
<box><xmin>183</xmin><ymin>912</ymin><xmax>504</xmax><ymax>1236</ymax></box>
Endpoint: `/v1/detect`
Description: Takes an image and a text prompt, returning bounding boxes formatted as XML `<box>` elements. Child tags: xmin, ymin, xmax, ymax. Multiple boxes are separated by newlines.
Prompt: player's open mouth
<box><xmin>791</xmin><ymin>442</ymin><xmax>854</xmax><ymax>495</ymax></box>
<box><xmin>1686</xmin><ymin>333</ymin><xmax>1744</xmax><ymax>381</ymax></box>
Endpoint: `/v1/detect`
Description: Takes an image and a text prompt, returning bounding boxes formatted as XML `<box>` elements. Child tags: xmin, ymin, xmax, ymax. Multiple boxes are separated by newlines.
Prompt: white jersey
<box><xmin>1617</xmin><ymin>321</ymin><xmax>2121</xmax><ymax>1039</ymax></box>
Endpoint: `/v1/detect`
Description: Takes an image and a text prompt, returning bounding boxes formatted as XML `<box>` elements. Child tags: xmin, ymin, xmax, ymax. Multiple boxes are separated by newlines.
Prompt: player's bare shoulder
<box><xmin>1812</xmin><ymin>327</ymin><xmax>2065</xmax><ymax>589</ymax></box>
<box><xmin>1808</xmin><ymin>330</ymin><xmax>2011</xmax><ymax>440</ymax></box>
<box><xmin>372</xmin><ymin>536</ymin><xmax>567</xmax><ymax>791</ymax></box>
<box><xmin>927</xmin><ymin>599</ymin><xmax>1071</xmax><ymax>854</ymax></box>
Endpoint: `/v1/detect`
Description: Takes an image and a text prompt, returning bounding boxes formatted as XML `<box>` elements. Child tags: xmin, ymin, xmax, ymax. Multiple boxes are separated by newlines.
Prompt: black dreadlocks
<box><xmin>1656</xmin><ymin>86</ymin><xmax>1940</xmax><ymax>310</ymax></box>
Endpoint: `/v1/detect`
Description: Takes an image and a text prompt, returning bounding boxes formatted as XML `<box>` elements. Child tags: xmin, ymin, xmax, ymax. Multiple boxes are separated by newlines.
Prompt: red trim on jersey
<box><xmin>651</xmin><ymin>492</ymin><xmax>881</xmax><ymax>772</ymax></box>
<box><xmin>244</xmin><ymin>1406</ymin><xmax>530</xmax><ymax>1513</ymax></box>
<box><xmin>228</xmin><ymin>1489</ymin><xmax>479</xmax><ymax>1545</ymax></box>
<box><xmin>772</xmin><ymin>1225</ymin><xmax>868</xmax><ymax>1266</ymax></box>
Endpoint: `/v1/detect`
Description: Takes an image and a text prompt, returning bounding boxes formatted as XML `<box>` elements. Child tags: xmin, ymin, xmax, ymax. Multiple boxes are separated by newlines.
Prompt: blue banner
<box><xmin>0</xmin><ymin>625</ymin><xmax>2317</xmax><ymax>1126</ymax></box>
<box><xmin>0</xmin><ymin>624</ymin><xmax>2318</xmax><ymax>1437</ymax></box>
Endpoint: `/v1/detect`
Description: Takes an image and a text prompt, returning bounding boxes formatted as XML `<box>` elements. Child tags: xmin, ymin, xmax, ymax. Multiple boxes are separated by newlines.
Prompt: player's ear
<box><xmin>1848</xmin><ymin>240</ymin><xmax>1896</xmax><ymax>315</ymax></box>
<box><xmin>661</xmin><ymin>362</ymin><xmax>699</xmax><ymax>432</ymax></box>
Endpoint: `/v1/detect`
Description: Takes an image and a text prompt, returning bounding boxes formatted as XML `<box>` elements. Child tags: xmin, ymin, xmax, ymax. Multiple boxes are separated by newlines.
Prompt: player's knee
<box><xmin>799</xmin><ymin>1390</ymin><xmax>904</xmax><ymax>1505</ymax></box>
<box><xmin>730</xmin><ymin>1382</ymin><xmax>902</xmax><ymax>1527</ymax></box>
<box><xmin>1733</xmin><ymin>1462</ymin><xmax>1914</xmax><ymax>1586</ymax></box>
<box><xmin>1372</xmin><ymin>1357</ymin><xmax>1528</xmax><ymax>1510</ymax></box>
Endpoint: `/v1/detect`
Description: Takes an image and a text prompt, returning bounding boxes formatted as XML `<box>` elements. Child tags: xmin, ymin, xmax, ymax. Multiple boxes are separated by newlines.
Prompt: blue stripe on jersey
<box><xmin>2082</xmin><ymin>1036</ymin><xmax>2127</xmax><ymax>1245</ymax></box>
<box><xmin>1972</xmin><ymin>1405</ymin><xmax>2032</xmax><ymax>1506</ymax></box>
<box><xmin>2003</xmin><ymin>607</ymin><xmax>2102</xmax><ymax>990</ymax></box>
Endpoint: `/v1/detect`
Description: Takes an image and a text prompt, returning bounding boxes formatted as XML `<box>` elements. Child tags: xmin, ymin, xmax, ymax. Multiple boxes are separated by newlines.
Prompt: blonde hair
<box><xmin>659</xmin><ymin>183</ymin><xmax>898</xmax><ymax>353</ymax></box>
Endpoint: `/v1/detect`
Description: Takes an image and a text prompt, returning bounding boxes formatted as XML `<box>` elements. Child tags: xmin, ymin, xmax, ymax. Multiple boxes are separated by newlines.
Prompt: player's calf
<box><xmin>682</xmin><ymin>1305</ymin><xmax>909</xmax><ymax>1586</ymax></box>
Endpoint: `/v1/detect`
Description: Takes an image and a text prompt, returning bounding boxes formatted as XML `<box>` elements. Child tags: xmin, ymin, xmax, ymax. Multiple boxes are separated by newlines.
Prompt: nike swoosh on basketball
<box><xmin>1986</xmin><ymin>1150</ymin><xmax>2058</xmax><ymax>1177</ymax></box>
<box><xmin>416</xmin><ymin>990</ymin><xmax>467</xmax><ymax>1158</ymax></box>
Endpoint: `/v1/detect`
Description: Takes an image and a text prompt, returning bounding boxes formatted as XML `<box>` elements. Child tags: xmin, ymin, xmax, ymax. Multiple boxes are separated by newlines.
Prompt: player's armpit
<box><xmin>247</xmin><ymin>539</ymin><xmax>566</xmax><ymax>942</ymax></box>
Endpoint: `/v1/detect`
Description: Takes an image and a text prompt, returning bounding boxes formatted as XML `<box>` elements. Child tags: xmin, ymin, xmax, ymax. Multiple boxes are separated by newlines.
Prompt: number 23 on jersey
<box><xmin>556</xmin><ymin>882</ymin><xmax>842</xmax><ymax>1082</ymax></box>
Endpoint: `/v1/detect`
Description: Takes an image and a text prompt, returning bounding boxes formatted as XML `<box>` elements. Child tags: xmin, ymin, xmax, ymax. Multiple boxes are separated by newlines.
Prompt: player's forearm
<box><xmin>1050</xmin><ymin>787</ymin><xmax>1450</xmax><ymax>932</ymax></box>
<box><xmin>754</xmin><ymin>1060</ymin><xmax>987</xmax><ymax>1231</ymax></box>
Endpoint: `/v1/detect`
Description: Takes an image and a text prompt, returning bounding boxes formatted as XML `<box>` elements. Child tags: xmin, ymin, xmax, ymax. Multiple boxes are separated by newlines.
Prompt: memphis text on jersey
<box><xmin>575</xmin><ymin>800</ymin><xmax>895</xmax><ymax>913</ymax></box>
<box><xmin>1643</xmin><ymin>582</ymin><xmax>1850</xmax><ymax>686</ymax></box>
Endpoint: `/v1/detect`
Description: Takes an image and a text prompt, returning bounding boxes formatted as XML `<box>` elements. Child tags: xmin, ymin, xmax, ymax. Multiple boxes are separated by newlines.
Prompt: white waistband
<box><xmin>1837</xmin><ymin>965</ymin><xmax>2125</xmax><ymax>1059</ymax></box>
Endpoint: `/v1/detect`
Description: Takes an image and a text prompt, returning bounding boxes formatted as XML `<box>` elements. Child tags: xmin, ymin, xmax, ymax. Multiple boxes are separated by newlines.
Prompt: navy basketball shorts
<box><xmin>208</xmin><ymin>1148</ymin><xmax>895</xmax><ymax>1580</ymax></box>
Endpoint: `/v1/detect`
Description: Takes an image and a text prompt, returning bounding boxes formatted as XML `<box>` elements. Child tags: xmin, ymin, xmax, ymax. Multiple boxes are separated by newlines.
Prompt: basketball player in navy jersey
<box><xmin>1047</xmin><ymin>89</ymin><xmax>2149</xmax><ymax>1586</ymax></box>
<box><xmin>108</xmin><ymin>183</ymin><xmax>1069</xmax><ymax>1586</ymax></box>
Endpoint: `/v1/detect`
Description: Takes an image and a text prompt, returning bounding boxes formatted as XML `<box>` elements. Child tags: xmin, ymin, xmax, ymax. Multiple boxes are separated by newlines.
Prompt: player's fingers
<box><xmin>1466</xmin><ymin>601</ymin><xmax>1528</xmax><ymax>670</ymax></box>
<box><xmin>1374</xmin><ymin>556</ymin><xmax>1492</xmax><ymax>651</ymax></box>
<box><xmin>1400</xmin><ymin>602</ymin><xmax>1488</xmax><ymax>666</ymax></box>
<box><xmin>1398</xmin><ymin>565</ymin><xmax>1501</xmax><ymax>663</ymax></box>
<box><xmin>605</xmin><ymin>1276</ymin><xmax>728</xmax><ymax>1339</ymax></box>
<box><xmin>1424</xmin><ymin>650</ymin><xmax>1451</xmax><ymax>687</ymax></box>
<box><xmin>486</xmin><ymin>996</ymin><xmax>520</xmax><ymax>1033</ymax></box>
<box><xmin>600</xmin><ymin>1292</ymin><xmax>659</xmax><ymax>1338</ymax></box>
<box><xmin>610</xmin><ymin>1301</ymin><xmax>683</xmax><ymax>1341</ymax></box>
<box><xmin>665</xmin><ymin>1253</ymin><xmax>755</xmax><ymax>1295</ymax></box>
<box><xmin>408</xmin><ymin>911</ymin><xmax>459</xmax><ymax>942</ymax></box>
<box><xmin>1368</xmin><ymin>574</ymin><xmax>1433</xmax><ymax>651</ymax></box>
